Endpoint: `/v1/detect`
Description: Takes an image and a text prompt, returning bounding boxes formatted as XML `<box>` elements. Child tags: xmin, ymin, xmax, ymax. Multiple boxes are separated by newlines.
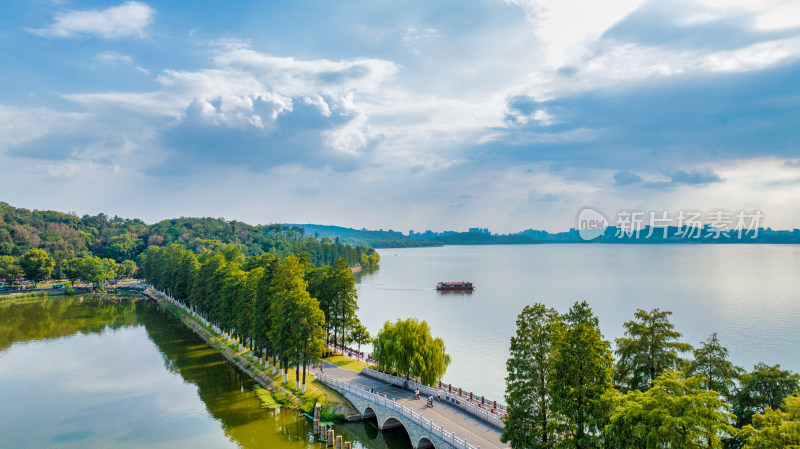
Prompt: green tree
<box><xmin>326</xmin><ymin>258</ymin><xmax>358</xmax><ymax>348</ymax></box>
<box><xmin>502</xmin><ymin>304</ymin><xmax>564</xmax><ymax>449</ymax></box>
<box><xmin>119</xmin><ymin>259</ymin><xmax>137</xmax><ymax>277</ymax></box>
<box><xmin>550</xmin><ymin>301</ymin><xmax>614</xmax><ymax>449</ymax></box>
<box><xmin>18</xmin><ymin>248</ymin><xmax>55</xmax><ymax>286</ymax></box>
<box><xmin>252</xmin><ymin>254</ymin><xmax>278</xmax><ymax>370</ymax></box>
<box><xmin>295</xmin><ymin>294</ymin><xmax>326</xmax><ymax>393</ymax></box>
<box><xmin>688</xmin><ymin>333</ymin><xmax>743</xmax><ymax>400</ymax></box>
<box><xmin>733</xmin><ymin>363</ymin><xmax>800</xmax><ymax>428</ymax></box>
<box><xmin>606</xmin><ymin>371</ymin><xmax>736</xmax><ymax>449</ymax></box>
<box><xmin>269</xmin><ymin>255</ymin><xmax>311</xmax><ymax>385</ymax></box>
<box><xmin>742</xmin><ymin>394</ymin><xmax>800</xmax><ymax>449</ymax></box>
<box><xmin>0</xmin><ymin>255</ymin><xmax>23</xmax><ymax>284</ymax></box>
<box><xmin>62</xmin><ymin>256</ymin><xmax>83</xmax><ymax>286</ymax></box>
<box><xmin>349</xmin><ymin>318</ymin><xmax>371</xmax><ymax>360</ymax></box>
<box><xmin>79</xmin><ymin>256</ymin><xmax>118</xmax><ymax>289</ymax></box>
<box><xmin>372</xmin><ymin>317</ymin><xmax>451</xmax><ymax>386</ymax></box>
<box><xmin>614</xmin><ymin>308</ymin><xmax>692</xmax><ymax>392</ymax></box>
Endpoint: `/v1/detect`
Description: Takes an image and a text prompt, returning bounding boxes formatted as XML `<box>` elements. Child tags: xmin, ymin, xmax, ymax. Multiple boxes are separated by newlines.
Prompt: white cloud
<box><xmin>95</xmin><ymin>51</ymin><xmax>133</xmax><ymax>65</ymax></box>
<box><xmin>29</xmin><ymin>1</ymin><xmax>154</xmax><ymax>39</ymax></box>
<box><xmin>403</xmin><ymin>25</ymin><xmax>438</xmax><ymax>44</ymax></box>
<box><xmin>753</xmin><ymin>0</ymin><xmax>800</xmax><ymax>30</ymax></box>
<box><xmin>504</xmin><ymin>0</ymin><xmax>646</xmax><ymax>67</ymax></box>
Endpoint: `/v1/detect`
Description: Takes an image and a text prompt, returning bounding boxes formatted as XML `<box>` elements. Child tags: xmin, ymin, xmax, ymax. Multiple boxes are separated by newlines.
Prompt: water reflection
<box><xmin>0</xmin><ymin>295</ymin><xmax>412</xmax><ymax>449</ymax></box>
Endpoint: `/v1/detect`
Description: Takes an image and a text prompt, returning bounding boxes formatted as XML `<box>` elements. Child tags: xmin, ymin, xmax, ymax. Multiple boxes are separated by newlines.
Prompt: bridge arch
<box><xmin>362</xmin><ymin>406</ymin><xmax>376</xmax><ymax>419</ymax></box>
<box><xmin>418</xmin><ymin>436</ymin><xmax>435</xmax><ymax>448</ymax></box>
<box><xmin>380</xmin><ymin>416</ymin><xmax>406</xmax><ymax>430</ymax></box>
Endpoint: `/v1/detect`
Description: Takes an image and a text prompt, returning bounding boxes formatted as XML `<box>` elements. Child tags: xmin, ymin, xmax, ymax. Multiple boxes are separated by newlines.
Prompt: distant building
<box><xmin>468</xmin><ymin>227</ymin><xmax>490</xmax><ymax>234</ymax></box>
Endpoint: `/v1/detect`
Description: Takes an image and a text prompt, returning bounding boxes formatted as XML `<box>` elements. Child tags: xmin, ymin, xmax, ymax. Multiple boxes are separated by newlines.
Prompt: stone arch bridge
<box><xmin>317</xmin><ymin>373</ymin><xmax>484</xmax><ymax>449</ymax></box>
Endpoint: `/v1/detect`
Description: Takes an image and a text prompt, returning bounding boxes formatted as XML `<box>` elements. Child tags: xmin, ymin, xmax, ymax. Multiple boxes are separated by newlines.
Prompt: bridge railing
<box><xmin>360</xmin><ymin>368</ymin><xmax>506</xmax><ymax>429</ymax></box>
<box><xmin>317</xmin><ymin>373</ymin><xmax>481</xmax><ymax>449</ymax></box>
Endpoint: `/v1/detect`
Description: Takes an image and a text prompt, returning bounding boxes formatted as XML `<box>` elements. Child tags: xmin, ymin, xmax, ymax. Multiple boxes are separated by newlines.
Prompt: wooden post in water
<box><xmin>327</xmin><ymin>429</ymin><xmax>334</xmax><ymax>447</ymax></box>
<box><xmin>314</xmin><ymin>403</ymin><xmax>321</xmax><ymax>421</ymax></box>
<box><xmin>335</xmin><ymin>435</ymin><xmax>342</xmax><ymax>449</ymax></box>
<box><xmin>344</xmin><ymin>442</ymin><xmax>351</xmax><ymax>449</ymax></box>
<box><xmin>313</xmin><ymin>418</ymin><xmax>319</xmax><ymax>435</ymax></box>
<box><xmin>320</xmin><ymin>424</ymin><xmax>327</xmax><ymax>439</ymax></box>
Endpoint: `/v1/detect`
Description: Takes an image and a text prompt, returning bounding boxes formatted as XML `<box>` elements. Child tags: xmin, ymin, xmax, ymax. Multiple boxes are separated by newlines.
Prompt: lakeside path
<box><xmin>313</xmin><ymin>362</ymin><xmax>510</xmax><ymax>449</ymax></box>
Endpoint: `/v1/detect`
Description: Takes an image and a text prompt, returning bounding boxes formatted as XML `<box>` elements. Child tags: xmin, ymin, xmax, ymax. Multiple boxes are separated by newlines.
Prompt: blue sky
<box><xmin>1</xmin><ymin>0</ymin><xmax>799</xmax><ymax>232</ymax></box>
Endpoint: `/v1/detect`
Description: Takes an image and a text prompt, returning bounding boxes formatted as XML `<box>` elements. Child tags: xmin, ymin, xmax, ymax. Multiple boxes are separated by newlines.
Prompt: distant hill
<box><xmin>294</xmin><ymin>224</ymin><xmax>442</xmax><ymax>248</ymax></box>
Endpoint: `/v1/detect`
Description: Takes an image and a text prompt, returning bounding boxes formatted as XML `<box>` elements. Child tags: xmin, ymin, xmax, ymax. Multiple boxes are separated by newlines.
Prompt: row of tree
<box><xmin>0</xmin><ymin>248</ymin><xmax>134</xmax><ymax>288</ymax></box>
<box><xmin>137</xmin><ymin>244</ymin><xmax>370</xmax><ymax>392</ymax></box>
<box><xmin>503</xmin><ymin>303</ymin><xmax>800</xmax><ymax>449</ymax></box>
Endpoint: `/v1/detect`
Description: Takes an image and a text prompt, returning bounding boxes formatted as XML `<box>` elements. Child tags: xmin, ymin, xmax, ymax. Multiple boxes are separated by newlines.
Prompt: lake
<box><xmin>0</xmin><ymin>295</ymin><xmax>412</xmax><ymax>449</ymax></box>
<box><xmin>355</xmin><ymin>244</ymin><xmax>800</xmax><ymax>402</ymax></box>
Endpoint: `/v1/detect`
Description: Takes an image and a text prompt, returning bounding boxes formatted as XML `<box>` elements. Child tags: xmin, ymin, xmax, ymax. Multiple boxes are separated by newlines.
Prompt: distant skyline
<box><xmin>2</xmin><ymin>1</ymin><xmax>799</xmax><ymax>234</ymax></box>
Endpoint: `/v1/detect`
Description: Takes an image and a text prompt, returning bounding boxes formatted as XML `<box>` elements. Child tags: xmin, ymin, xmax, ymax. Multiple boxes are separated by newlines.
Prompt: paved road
<box><xmin>314</xmin><ymin>362</ymin><xmax>509</xmax><ymax>449</ymax></box>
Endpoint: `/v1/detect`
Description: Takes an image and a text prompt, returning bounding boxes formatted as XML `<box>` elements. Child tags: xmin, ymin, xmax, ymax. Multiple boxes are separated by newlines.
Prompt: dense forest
<box><xmin>0</xmin><ymin>202</ymin><xmax>379</xmax><ymax>282</ymax></box>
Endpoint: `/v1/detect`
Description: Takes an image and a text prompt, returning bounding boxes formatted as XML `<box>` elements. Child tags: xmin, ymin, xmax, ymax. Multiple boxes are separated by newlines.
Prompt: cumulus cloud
<box><xmin>28</xmin><ymin>1</ymin><xmax>154</xmax><ymax>39</ymax></box>
<box><xmin>34</xmin><ymin>43</ymin><xmax>402</xmax><ymax>173</ymax></box>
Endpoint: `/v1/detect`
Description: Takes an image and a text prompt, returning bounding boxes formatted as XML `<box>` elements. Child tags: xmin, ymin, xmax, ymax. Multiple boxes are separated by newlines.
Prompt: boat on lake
<box><xmin>436</xmin><ymin>281</ymin><xmax>474</xmax><ymax>291</ymax></box>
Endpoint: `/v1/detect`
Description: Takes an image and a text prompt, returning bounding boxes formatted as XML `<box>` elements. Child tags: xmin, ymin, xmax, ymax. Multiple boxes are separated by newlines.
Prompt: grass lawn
<box><xmin>323</xmin><ymin>355</ymin><xmax>369</xmax><ymax>372</ymax></box>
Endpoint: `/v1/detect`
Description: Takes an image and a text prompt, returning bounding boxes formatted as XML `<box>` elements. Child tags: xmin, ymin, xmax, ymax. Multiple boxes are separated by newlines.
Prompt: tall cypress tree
<box><xmin>550</xmin><ymin>301</ymin><xmax>614</xmax><ymax>449</ymax></box>
<box><xmin>614</xmin><ymin>308</ymin><xmax>692</xmax><ymax>392</ymax></box>
<box><xmin>502</xmin><ymin>303</ymin><xmax>564</xmax><ymax>449</ymax></box>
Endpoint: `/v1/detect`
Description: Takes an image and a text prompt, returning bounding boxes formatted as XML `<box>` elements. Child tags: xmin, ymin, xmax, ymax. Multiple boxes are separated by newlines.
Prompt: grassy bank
<box><xmin>323</xmin><ymin>354</ymin><xmax>369</xmax><ymax>372</ymax></box>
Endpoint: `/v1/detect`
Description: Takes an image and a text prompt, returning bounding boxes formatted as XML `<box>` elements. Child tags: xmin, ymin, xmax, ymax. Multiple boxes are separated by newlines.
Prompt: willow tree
<box><xmin>373</xmin><ymin>317</ymin><xmax>450</xmax><ymax>386</ymax></box>
<box><xmin>502</xmin><ymin>303</ymin><xmax>564</xmax><ymax>449</ymax></box>
<box><xmin>614</xmin><ymin>308</ymin><xmax>692</xmax><ymax>392</ymax></box>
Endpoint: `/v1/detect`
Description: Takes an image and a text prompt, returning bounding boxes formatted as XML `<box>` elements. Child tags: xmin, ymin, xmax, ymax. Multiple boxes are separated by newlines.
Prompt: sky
<box><xmin>1</xmin><ymin>0</ymin><xmax>799</xmax><ymax>233</ymax></box>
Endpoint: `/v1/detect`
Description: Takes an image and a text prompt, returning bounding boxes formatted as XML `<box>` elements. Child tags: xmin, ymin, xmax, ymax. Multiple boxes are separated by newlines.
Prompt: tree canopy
<box><xmin>606</xmin><ymin>371</ymin><xmax>736</xmax><ymax>449</ymax></box>
<box><xmin>372</xmin><ymin>317</ymin><xmax>451</xmax><ymax>386</ymax></box>
<box><xmin>550</xmin><ymin>301</ymin><xmax>615</xmax><ymax>449</ymax></box>
<box><xmin>742</xmin><ymin>393</ymin><xmax>800</xmax><ymax>449</ymax></box>
<box><xmin>614</xmin><ymin>308</ymin><xmax>692</xmax><ymax>392</ymax></box>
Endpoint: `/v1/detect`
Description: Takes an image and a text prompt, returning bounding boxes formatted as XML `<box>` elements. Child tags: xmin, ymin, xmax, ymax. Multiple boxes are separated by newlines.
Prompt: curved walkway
<box><xmin>313</xmin><ymin>362</ymin><xmax>509</xmax><ymax>449</ymax></box>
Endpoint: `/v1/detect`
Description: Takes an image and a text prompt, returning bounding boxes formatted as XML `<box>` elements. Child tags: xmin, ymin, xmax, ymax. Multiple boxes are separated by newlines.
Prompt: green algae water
<box><xmin>0</xmin><ymin>295</ymin><xmax>411</xmax><ymax>449</ymax></box>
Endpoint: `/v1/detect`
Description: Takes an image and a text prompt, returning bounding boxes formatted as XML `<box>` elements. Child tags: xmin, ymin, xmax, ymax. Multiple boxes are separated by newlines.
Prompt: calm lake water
<box><xmin>0</xmin><ymin>295</ymin><xmax>411</xmax><ymax>449</ymax></box>
<box><xmin>355</xmin><ymin>244</ymin><xmax>800</xmax><ymax>402</ymax></box>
